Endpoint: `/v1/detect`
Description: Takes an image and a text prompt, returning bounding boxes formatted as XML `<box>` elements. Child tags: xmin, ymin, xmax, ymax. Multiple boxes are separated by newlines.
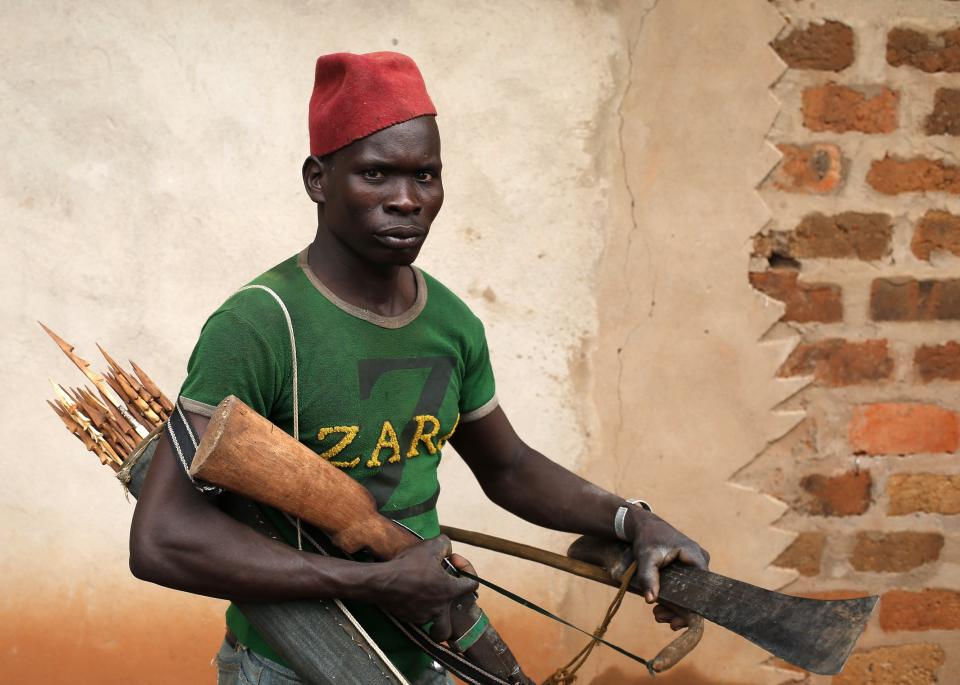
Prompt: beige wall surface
<box><xmin>1</xmin><ymin>1</ymin><xmax>807</xmax><ymax>683</ymax></box>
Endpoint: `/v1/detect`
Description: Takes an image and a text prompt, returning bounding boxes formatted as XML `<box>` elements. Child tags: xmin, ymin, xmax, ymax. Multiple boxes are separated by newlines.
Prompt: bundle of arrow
<box><xmin>41</xmin><ymin>322</ymin><xmax>173</xmax><ymax>472</ymax></box>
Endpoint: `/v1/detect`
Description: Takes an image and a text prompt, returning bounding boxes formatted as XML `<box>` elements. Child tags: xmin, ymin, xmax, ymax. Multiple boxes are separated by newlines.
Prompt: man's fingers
<box><xmin>429</xmin><ymin>605</ymin><xmax>453</xmax><ymax>643</ymax></box>
<box><xmin>443</xmin><ymin>553</ymin><xmax>479</xmax><ymax>596</ymax></box>
<box><xmin>652</xmin><ymin>605</ymin><xmax>676</xmax><ymax>623</ymax></box>
<box><xmin>635</xmin><ymin>550</ymin><xmax>663</xmax><ymax>602</ymax></box>
<box><xmin>654</xmin><ymin>600</ymin><xmax>695</xmax><ymax>631</ymax></box>
<box><xmin>677</xmin><ymin>545</ymin><xmax>710</xmax><ymax>570</ymax></box>
<box><xmin>448</xmin><ymin>552</ymin><xmax>477</xmax><ymax>577</ymax></box>
<box><xmin>432</xmin><ymin>534</ymin><xmax>454</xmax><ymax>558</ymax></box>
<box><xmin>451</xmin><ymin>572</ymin><xmax>479</xmax><ymax>597</ymax></box>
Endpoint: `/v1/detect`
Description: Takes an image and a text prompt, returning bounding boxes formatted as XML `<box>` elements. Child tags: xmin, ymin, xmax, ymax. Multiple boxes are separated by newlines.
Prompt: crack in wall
<box><xmin>613</xmin><ymin>0</ymin><xmax>659</xmax><ymax>468</ymax></box>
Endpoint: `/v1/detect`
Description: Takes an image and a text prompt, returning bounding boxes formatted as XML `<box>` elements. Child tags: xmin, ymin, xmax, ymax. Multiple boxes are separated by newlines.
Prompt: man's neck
<box><xmin>306</xmin><ymin>232</ymin><xmax>417</xmax><ymax>317</ymax></box>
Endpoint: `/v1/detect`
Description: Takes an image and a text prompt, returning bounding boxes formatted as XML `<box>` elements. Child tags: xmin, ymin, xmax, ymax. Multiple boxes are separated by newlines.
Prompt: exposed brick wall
<box><xmin>778</xmin><ymin>339</ymin><xmax>893</xmax><ymax>387</ymax></box>
<box><xmin>800</xmin><ymin>471</ymin><xmax>872</xmax><ymax>516</ymax></box>
<box><xmin>754</xmin><ymin>212</ymin><xmax>893</xmax><ymax>261</ymax></box>
<box><xmin>766</xmin><ymin>143</ymin><xmax>845</xmax><ymax>194</ymax></box>
<box><xmin>833</xmin><ymin>644</ymin><xmax>945</xmax><ymax>685</ymax></box>
<box><xmin>753</xmin><ymin>4</ymin><xmax>960</xmax><ymax>682</ymax></box>
<box><xmin>887</xmin><ymin>27</ymin><xmax>960</xmax><ymax>73</ymax></box>
<box><xmin>867</xmin><ymin>155</ymin><xmax>960</xmax><ymax>195</ymax></box>
<box><xmin>772</xmin><ymin>20</ymin><xmax>854</xmax><ymax>71</ymax></box>
<box><xmin>887</xmin><ymin>474</ymin><xmax>960</xmax><ymax>515</ymax></box>
<box><xmin>915</xmin><ymin>341</ymin><xmax>960</xmax><ymax>381</ymax></box>
<box><xmin>749</xmin><ymin>270</ymin><xmax>843</xmax><ymax>322</ymax></box>
<box><xmin>925</xmin><ymin>88</ymin><xmax>960</xmax><ymax>136</ymax></box>
<box><xmin>870</xmin><ymin>278</ymin><xmax>960</xmax><ymax>321</ymax></box>
<box><xmin>912</xmin><ymin>209</ymin><xmax>960</xmax><ymax>260</ymax></box>
<box><xmin>850</xmin><ymin>532</ymin><xmax>943</xmax><ymax>572</ymax></box>
<box><xmin>880</xmin><ymin>590</ymin><xmax>960</xmax><ymax>631</ymax></box>
<box><xmin>802</xmin><ymin>83</ymin><xmax>899</xmax><ymax>134</ymax></box>
<box><xmin>772</xmin><ymin>531</ymin><xmax>825</xmax><ymax>576</ymax></box>
<box><xmin>849</xmin><ymin>403</ymin><xmax>960</xmax><ymax>455</ymax></box>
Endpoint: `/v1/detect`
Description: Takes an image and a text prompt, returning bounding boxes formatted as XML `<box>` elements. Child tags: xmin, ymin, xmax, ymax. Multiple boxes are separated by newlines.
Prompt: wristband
<box><xmin>614</xmin><ymin>498</ymin><xmax>652</xmax><ymax>542</ymax></box>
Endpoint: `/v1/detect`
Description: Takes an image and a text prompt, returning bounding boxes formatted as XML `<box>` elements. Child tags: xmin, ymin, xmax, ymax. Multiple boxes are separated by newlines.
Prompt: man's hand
<box><xmin>627</xmin><ymin>509</ymin><xmax>709</xmax><ymax>630</ymax></box>
<box><xmin>366</xmin><ymin>535</ymin><xmax>479</xmax><ymax>641</ymax></box>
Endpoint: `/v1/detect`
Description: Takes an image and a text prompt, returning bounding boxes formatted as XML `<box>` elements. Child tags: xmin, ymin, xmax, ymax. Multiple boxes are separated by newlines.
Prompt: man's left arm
<box><xmin>450</xmin><ymin>405</ymin><xmax>709</xmax><ymax>629</ymax></box>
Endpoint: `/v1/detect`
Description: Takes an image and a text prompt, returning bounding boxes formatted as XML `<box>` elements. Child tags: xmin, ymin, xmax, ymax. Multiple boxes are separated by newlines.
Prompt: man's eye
<box><xmin>362</xmin><ymin>170</ymin><xmax>384</xmax><ymax>180</ymax></box>
<box><xmin>416</xmin><ymin>171</ymin><xmax>434</xmax><ymax>182</ymax></box>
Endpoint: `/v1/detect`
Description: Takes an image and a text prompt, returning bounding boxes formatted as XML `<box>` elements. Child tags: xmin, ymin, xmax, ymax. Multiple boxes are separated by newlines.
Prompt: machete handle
<box><xmin>568</xmin><ymin>535</ymin><xmax>704</xmax><ymax>672</ymax></box>
<box><xmin>649</xmin><ymin>614</ymin><xmax>703</xmax><ymax>672</ymax></box>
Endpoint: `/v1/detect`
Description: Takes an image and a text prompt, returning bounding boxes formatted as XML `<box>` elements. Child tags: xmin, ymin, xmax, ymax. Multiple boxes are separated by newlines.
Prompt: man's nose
<box><xmin>385</xmin><ymin>179</ymin><xmax>421</xmax><ymax>215</ymax></box>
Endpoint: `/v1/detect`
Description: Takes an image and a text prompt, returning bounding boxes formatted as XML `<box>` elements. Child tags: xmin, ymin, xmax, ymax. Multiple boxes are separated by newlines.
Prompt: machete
<box><xmin>442</xmin><ymin>526</ymin><xmax>877</xmax><ymax>676</ymax></box>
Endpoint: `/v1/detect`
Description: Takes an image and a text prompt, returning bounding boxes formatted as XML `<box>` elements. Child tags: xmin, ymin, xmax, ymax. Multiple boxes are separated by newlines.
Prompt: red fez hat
<box><xmin>308</xmin><ymin>51</ymin><xmax>436</xmax><ymax>157</ymax></box>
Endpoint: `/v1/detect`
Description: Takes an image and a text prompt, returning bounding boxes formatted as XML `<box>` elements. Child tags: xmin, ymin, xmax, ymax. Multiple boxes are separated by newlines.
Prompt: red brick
<box><xmin>770</xmin><ymin>143</ymin><xmax>844</xmax><ymax>194</ymax></box>
<box><xmin>888</xmin><ymin>27</ymin><xmax>960</xmax><ymax>73</ymax></box>
<box><xmin>915</xmin><ymin>341</ymin><xmax>960</xmax><ymax>382</ymax></box>
<box><xmin>925</xmin><ymin>88</ymin><xmax>960</xmax><ymax>136</ymax></box>
<box><xmin>849</xmin><ymin>403</ymin><xmax>960</xmax><ymax>455</ymax></box>
<box><xmin>772</xmin><ymin>532</ymin><xmax>824</xmax><ymax>576</ymax></box>
<box><xmin>750</xmin><ymin>270</ymin><xmax>843</xmax><ymax>323</ymax></box>
<box><xmin>772</xmin><ymin>20</ymin><xmax>854</xmax><ymax>71</ymax></box>
<box><xmin>799</xmin><ymin>212</ymin><xmax>892</xmax><ymax>259</ymax></box>
<box><xmin>880</xmin><ymin>589</ymin><xmax>960</xmax><ymax>631</ymax></box>
<box><xmin>779</xmin><ymin>339</ymin><xmax>893</xmax><ymax>387</ymax></box>
<box><xmin>800</xmin><ymin>470</ymin><xmax>871</xmax><ymax>516</ymax></box>
<box><xmin>753</xmin><ymin>213</ymin><xmax>892</xmax><ymax>263</ymax></box>
<box><xmin>850</xmin><ymin>532</ymin><xmax>944</xmax><ymax>572</ymax></box>
<box><xmin>870</xmin><ymin>278</ymin><xmax>960</xmax><ymax>321</ymax></box>
<box><xmin>803</xmin><ymin>83</ymin><xmax>899</xmax><ymax>134</ymax></box>
<box><xmin>867</xmin><ymin>156</ymin><xmax>960</xmax><ymax>195</ymax></box>
<box><xmin>911</xmin><ymin>209</ymin><xmax>960</xmax><ymax>260</ymax></box>
<box><xmin>834</xmin><ymin>644</ymin><xmax>945</xmax><ymax>685</ymax></box>
<box><xmin>887</xmin><ymin>473</ymin><xmax>960</xmax><ymax>515</ymax></box>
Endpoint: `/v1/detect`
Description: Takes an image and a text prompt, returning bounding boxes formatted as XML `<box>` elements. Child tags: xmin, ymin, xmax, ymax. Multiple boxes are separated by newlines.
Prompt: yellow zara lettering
<box><xmin>316</xmin><ymin>425</ymin><xmax>361</xmax><ymax>469</ymax></box>
<box><xmin>406</xmin><ymin>414</ymin><xmax>441</xmax><ymax>458</ymax></box>
<box><xmin>367</xmin><ymin>420</ymin><xmax>401</xmax><ymax>468</ymax></box>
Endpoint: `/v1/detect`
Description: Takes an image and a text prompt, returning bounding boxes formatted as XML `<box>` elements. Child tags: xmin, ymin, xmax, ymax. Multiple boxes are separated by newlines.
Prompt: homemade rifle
<box><xmin>191</xmin><ymin>395</ymin><xmax>533</xmax><ymax>684</ymax></box>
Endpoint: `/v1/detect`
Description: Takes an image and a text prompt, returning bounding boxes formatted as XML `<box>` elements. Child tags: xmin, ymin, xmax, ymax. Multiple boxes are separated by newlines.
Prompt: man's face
<box><xmin>317</xmin><ymin>116</ymin><xmax>443</xmax><ymax>267</ymax></box>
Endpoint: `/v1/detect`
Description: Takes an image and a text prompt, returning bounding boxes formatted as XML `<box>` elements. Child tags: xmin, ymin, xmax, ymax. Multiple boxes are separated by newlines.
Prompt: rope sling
<box><xmin>542</xmin><ymin>560</ymin><xmax>640</xmax><ymax>684</ymax></box>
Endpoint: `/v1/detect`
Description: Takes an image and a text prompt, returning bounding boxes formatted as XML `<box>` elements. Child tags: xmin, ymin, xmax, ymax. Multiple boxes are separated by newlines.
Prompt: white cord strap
<box><xmin>236</xmin><ymin>284</ymin><xmax>303</xmax><ymax>550</ymax></box>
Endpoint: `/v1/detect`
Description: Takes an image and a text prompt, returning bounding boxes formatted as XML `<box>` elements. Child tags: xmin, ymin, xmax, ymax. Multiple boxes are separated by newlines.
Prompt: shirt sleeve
<box><xmin>459</xmin><ymin>319</ymin><xmax>498</xmax><ymax>422</ymax></box>
<box><xmin>178</xmin><ymin>310</ymin><xmax>282</xmax><ymax>419</ymax></box>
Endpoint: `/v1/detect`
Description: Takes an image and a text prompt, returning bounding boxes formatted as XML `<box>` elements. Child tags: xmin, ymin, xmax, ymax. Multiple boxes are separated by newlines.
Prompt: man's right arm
<box><xmin>128</xmin><ymin>410</ymin><xmax>477</xmax><ymax>636</ymax></box>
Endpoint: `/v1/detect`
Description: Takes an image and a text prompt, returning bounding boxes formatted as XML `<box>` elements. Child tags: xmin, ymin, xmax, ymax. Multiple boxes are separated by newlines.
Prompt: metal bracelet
<box><xmin>615</xmin><ymin>498</ymin><xmax>652</xmax><ymax>542</ymax></box>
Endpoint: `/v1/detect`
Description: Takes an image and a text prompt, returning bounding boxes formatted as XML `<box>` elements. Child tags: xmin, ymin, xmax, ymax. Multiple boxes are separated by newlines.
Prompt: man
<box><xmin>129</xmin><ymin>52</ymin><xmax>708</xmax><ymax>684</ymax></box>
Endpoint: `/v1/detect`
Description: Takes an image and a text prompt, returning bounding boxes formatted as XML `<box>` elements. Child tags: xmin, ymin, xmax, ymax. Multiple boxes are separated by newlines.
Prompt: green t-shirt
<box><xmin>178</xmin><ymin>247</ymin><xmax>498</xmax><ymax>679</ymax></box>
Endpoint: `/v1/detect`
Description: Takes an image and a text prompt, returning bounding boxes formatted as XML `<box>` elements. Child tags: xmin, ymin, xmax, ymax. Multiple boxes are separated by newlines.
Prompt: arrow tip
<box><xmin>38</xmin><ymin>321</ymin><xmax>79</xmax><ymax>357</ymax></box>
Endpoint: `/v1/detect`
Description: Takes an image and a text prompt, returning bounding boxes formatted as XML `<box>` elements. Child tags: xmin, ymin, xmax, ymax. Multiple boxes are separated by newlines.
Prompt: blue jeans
<box><xmin>215</xmin><ymin>640</ymin><xmax>453</xmax><ymax>685</ymax></box>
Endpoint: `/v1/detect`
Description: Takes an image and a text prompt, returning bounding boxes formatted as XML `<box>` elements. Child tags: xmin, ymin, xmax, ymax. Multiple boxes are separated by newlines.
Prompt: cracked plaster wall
<box><xmin>2</xmin><ymin>1</ymin><xmax>801</xmax><ymax>682</ymax></box>
<box><xmin>579</xmin><ymin>1</ymin><xmax>801</xmax><ymax>683</ymax></box>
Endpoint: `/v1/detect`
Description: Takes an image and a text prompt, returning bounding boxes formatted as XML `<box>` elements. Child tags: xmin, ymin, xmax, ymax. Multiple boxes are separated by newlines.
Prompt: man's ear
<box><xmin>302</xmin><ymin>155</ymin><xmax>327</xmax><ymax>204</ymax></box>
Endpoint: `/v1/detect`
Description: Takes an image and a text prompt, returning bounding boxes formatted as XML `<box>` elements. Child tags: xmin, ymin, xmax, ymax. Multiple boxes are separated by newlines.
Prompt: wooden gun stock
<box><xmin>190</xmin><ymin>396</ymin><xmax>532</xmax><ymax>685</ymax></box>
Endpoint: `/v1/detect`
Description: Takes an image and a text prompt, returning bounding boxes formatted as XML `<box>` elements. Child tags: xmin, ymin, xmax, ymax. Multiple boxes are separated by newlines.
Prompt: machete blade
<box><xmin>657</xmin><ymin>565</ymin><xmax>878</xmax><ymax>676</ymax></box>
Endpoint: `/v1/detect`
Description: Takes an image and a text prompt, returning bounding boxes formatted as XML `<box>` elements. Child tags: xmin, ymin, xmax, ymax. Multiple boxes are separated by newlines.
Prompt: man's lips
<box><xmin>374</xmin><ymin>225</ymin><xmax>427</xmax><ymax>248</ymax></box>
